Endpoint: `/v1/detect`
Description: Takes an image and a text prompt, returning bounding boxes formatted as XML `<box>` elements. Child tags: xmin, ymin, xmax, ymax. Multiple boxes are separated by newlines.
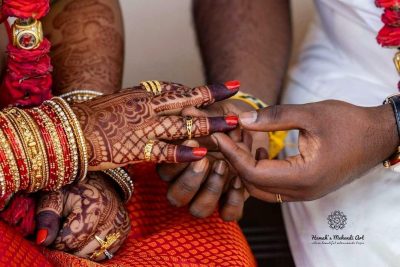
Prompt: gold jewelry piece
<box><xmin>140</xmin><ymin>80</ymin><xmax>162</xmax><ymax>95</ymax></box>
<box><xmin>144</xmin><ymin>139</ymin><xmax>155</xmax><ymax>161</ymax></box>
<box><xmin>0</xmin><ymin>123</ymin><xmax>19</xmax><ymax>192</ymax></box>
<box><xmin>60</xmin><ymin>90</ymin><xmax>103</xmax><ymax>105</ymax></box>
<box><xmin>35</xmin><ymin>108</ymin><xmax>66</xmax><ymax>190</ymax></box>
<box><xmin>276</xmin><ymin>194</ymin><xmax>283</xmax><ymax>203</ymax></box>
<box><xmin>12</xmin><ymin>18</ymin><xmax>43</xmax><ymax>50</ymax></box>
<box><xmin>185</xmin><ymin>116</ymin><xmax>193</xmax><ymax>140</ymax></box>
<box><xmin>53</xmin><ymin>97</ymin><xmax>88</xmax><ymax>182</ymax></box>
<box><xmin>4</xmin><ymin>108</ymin><xmax>48</xmax><ymax>192</ymax></box>
<box><xmin>45</xmin><ymin>100</ymin><xmax>79</xmax><ymax>185</ymax></box>
<box><xmin>102</xmin><ymin>168</ymin><xmax>134</xmax><ymax>202</ymax></box>
<box><xmin>90</xmin><ymin>232</ymin><xmax>121</xmax><ymax>260</ymax></box>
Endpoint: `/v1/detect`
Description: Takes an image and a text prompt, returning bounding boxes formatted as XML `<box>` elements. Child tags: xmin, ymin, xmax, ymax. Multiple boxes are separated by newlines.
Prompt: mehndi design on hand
<box><xmin>71</xmin><ymin>82</ymin><xmax>240</xmax><ymax>170</ymax></box>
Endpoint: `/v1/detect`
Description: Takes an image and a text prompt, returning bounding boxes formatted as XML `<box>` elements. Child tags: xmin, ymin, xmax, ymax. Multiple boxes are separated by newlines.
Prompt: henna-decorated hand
<box><xmin>157</xmin><ymin>98</ymin><xmax>268</xmax><ymax>221</ymax></box>
<box><xmin>72</xmin><ymin>81</ymin><xmax>240</xmax><ymax>171</ymax></box>
<box><xmin>36</xmin><ymin>172</ymin><xmax>130</xmax><ymax>261</ymax></box>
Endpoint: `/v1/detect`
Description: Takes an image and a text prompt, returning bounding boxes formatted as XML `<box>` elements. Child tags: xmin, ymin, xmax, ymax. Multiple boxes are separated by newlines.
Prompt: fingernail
<box><xmin>225</xmin><ymin>115</ymin><xmax>239</xmax><ymax>126</ymax></box>
<box><xmin>239</xmin><ymin>111</ymin><xmax>257</xmax><ymax>125</ymax></box>
<box><xmin>214</xmin><ymin>161</ymin><xmax>227</xmax><ymax>175</ymax></box>
<box><xmin>224</xmin><ymin>80</ymin><xmax>240</xmax><ymax>90</ymax></box>
<box><xmin>193</xmin><ymin>158</ymin><xmax>208</xmax><ymax>173</ymax></box>
<box><xmin>233</xmin><ymin>177</ymin><xmax>242</xmax><ymax>189</ymax></box>
<box><xmin>192</xmin><ymin>147</ymin><xmax>207</xmax><ymax>157</ymax></box>
<box><xmin>36</xmin><ymin>229</ymin><xmax>48</xmax><ymax>245</ymax></box>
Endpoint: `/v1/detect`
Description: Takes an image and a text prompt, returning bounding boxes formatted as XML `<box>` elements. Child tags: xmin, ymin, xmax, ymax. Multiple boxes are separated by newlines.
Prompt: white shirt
<box><xmin>282</xmin><ymin>1</ymin><xmax>400</xmax><ymax>266</ymax></box>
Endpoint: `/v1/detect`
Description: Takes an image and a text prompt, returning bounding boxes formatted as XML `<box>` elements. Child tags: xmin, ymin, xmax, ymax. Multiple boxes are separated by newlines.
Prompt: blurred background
<box><xmin>119</xmin><ymin>1</ymin><xmax>315</xmax><ymax>266</ymax></box>
<box><xmin>120</xmin><ymin>0</ymin><xmax>315</xmax><ymax>87</ymax></box>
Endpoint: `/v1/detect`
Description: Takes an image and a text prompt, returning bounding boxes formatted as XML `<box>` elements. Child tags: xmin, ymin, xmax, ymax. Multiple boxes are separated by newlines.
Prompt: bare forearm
<box><xmin>193</xmin><ymin>0</ymin><xmax>291</xmax><ymax>104</ymax></box>
<box><xmin>43</xmin><ymin>0</ymin><xmax>124</xmax><ymax>95</ymax></box>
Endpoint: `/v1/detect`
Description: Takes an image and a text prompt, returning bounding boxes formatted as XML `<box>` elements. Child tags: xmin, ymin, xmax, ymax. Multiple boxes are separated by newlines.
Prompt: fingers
<box><xmin>157</xmin><ymin>140</ymin><xmax>199</xmax><ymax>182</ymax></box>
<box><xmin>220</xmin><ymin>177</ymin><xmax>245</xmax><ymax>221</ymax></box>
<box><xmin>152</xmin><ymin>115</ymin><xmax>238</xmax><ymax>141</ymax></box>
<box><xmin>189</xmin><ymin>161</ymin><xmax>229</xmax><ymax>218</ymax></box>
<box><xmin>138</xmin><ymin>80</ymin><xmax>191</xmax><ymax>95</ymax></box>
<box><xmin>167</xmin><ymin>157</ymin><xmax>210</xmax><ymax>207</ymax></box>
<box><xmin>36</xmin><ymin>190</ymin><xmax>64</xmax><ymax>246</ymax></box>
<box><xmin>140</xmin><ymin>140</ymin><xmax>207</xmax><ymax>163</ymax></box>
<box><xmin>239</xmin><ymin>104</ymin><xmax>311</xmax><ymax>131</ymax></box>
<box><xmin>213</xmin><ymin>133</ymin><xmax>302</xmax><ymax>187</ymax></box>
<box><xmin>151</xmin><ymin>81</ymin><xmax>240</xmax><ymax>115</ymax></box>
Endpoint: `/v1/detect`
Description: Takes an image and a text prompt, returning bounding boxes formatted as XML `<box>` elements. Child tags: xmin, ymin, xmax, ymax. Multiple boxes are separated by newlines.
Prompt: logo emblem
<box><xmin>327</xmin><ymin>210</ymin><xmax>347</xmax><ymax>230</ymax></box>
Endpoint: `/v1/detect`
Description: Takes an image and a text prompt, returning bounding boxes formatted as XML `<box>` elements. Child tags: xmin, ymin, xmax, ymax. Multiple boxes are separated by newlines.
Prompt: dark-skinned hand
<box><xmin>212</xmin><ymin>100</ymin><xmax>399</xmax><ymax>202</ymax></box>
<box><xmin>157</xmin><ymin>98</ymin><xmax>269</xmax><ymax>221</ymax></box>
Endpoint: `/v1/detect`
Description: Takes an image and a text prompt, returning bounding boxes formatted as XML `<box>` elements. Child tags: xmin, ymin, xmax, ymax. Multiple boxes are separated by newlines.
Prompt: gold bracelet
<box><xmin>4</xmin><ymin>108</ymin><xmax>47</xmax><ymax>192</ymax></box>
<box><xmin>44</xmin><ymin>100</ymin><xmax>79</xmax><ymax>184</ymax></box>
<box><xmin>0</xmin><ymin>125</ymin><xmax>19</xmax><ymax>192</ymax></box>
<box><xmin>35</xmin><ymin>108</ymin><xmax>66</xmax><ymax>190</ymax></box>
<box><xmin>60</xmin><ymin>90</ymin><xmax>103</xmax><ymax>105</ymax></box>
<box><xmin>52</xmin><ymin>97</ymin><xmax>88</xmax><ymax>182</ymax></box>
<box><xmin>102</xmin><ymin>168</ymin><xmax>134</xmax><ymax>202</ymax></box>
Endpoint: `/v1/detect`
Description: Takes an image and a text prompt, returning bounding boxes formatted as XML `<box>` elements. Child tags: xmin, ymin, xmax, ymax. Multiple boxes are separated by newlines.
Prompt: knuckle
<box><xmin>204</xmin><ymin>181</ymin><xmax>224</xmax><ymax>196</ymax></box>
<box><xmin>176</xmin><ymin>178</ymin><xmax>201</xmax><ymax>194</ymax></box>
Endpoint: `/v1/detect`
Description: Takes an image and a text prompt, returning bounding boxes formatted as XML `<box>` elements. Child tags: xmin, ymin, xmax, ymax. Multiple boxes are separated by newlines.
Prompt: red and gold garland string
<box><xmin>0</xmin><ymin>0</ymin><xmax>52</xmax><ymax>108</ymax></box>
<box><xmin>376</xmin><ymin>0</ymin><xmax>400</xmax><ymax>89</ymax></box>
<box><xmin>0</xmin><ymin>0</ymin><xmax>52</xmax><ymax>236</ymax></box>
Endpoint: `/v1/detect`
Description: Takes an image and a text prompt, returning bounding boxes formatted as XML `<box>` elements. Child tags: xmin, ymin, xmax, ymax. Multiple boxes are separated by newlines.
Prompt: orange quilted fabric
<box><xmin>0</xmin><ymin>164</ymin><xmax>256</xmax><ymax>267</ymax></box>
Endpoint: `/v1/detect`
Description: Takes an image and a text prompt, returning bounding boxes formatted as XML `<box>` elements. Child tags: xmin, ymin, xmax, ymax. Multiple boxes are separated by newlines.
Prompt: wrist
<box><xmin>375</xmin><ymin>103</ymin><xmax>399</xmax><ymax>158</ymax></box>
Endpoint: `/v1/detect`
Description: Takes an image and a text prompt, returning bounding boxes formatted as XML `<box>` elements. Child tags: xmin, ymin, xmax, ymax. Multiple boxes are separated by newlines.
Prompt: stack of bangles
<box><xmin>60</xmin><ymin>90</ymin><xmax>134</xmax><ymax>202</ymax></box>
<box><xmin>0</xmin><ymin>97</ymin><xmax>86</xmax><ymax>195</ymax></box>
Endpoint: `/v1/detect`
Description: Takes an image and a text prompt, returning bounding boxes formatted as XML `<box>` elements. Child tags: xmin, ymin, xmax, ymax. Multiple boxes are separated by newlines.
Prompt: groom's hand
<box><xmin>213</xmin><ymin>100</ymin><xmax>399</xmax><ymax>202</ymax></box>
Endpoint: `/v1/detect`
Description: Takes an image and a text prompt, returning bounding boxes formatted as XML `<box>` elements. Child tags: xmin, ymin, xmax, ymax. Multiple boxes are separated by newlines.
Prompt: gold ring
<box><xmin>12</xmin><ymin>18</ymin><xmax>43</xmax><ymax>50</ymax></box>
<box><xmin>185</xmin><ymin>116</ymin><xmax>193</xmax><ymax>140</ymax></box>
<box><xmin>144</xmin><ymin>139</ymin><xmax>155</xmax><ymax>161</ymax></box>
<box><xmin>140</xmin><ymin>80</ymin><xmax>162</xmax><ymax>95</ymax></box>
<box><xmin>276</xmin><ymin>194</ymin><xmax>283</xmax><ymax>203</ymax></box>
<box><xmin>90</xmin><ymin>232</ymin><xmax>121</xmax><ymax>260</ymax></box>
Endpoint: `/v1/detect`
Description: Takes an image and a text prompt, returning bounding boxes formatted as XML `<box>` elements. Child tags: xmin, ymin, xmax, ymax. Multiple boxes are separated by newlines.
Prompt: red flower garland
<box><xmin>0</xmin><ymin>0</ymin><xmax>49</xmax><ymax>22</ymax></box>
<box><xmin>376</xmin><ymin>0</ymin><xmax>400</xmax><ymax>90</ymax></box>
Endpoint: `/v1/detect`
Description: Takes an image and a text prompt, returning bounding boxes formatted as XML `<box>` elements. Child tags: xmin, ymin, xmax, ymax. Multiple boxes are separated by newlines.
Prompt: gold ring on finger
<box><xmin>90</xmin><ymin>232</ymin><xmax>121</xmax><ymax>260</ymax></box>
<box><xmin>185</xmin><ymin>116</ymin><xmax>193</xmax><ymax>140</ymax></box>
<box><xmin>144</xmin><ymin>139</ymin><xmax>155</xmax><ymax>161</ymax></box>
<box><xmin>276</xmin><ymin>193</ymin><xmax>283</xmax><ymax>203</ymax></box>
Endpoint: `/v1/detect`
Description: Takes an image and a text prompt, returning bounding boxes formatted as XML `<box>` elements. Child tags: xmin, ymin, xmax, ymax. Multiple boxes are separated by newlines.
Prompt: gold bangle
<box><xmin>44</xmin><ymin>100</ymin><xmax>79</xmax><ymax>185</ymax></box>
<box><xmin>185</xmin><ymin>116</ymin><xmax>193</xmax><ymax>140</ymax></box>
<box><xmin>4</xmin><ymin>108</ymin><xmax>47</xmax><ymax>192</ymax></box>
<box><xmin>144</xmin><ymin>140</ymin><xmax>155</xmax><ymax>162</ymax></box>
<box><xmin>0</xmin><ymin>124</ymin><xmax>19</xmax><ymax>192</ymax></box>
<box><xmin>21</xmin><ymin>110</ymin><xmax>49</xmax><ymax>192</ymax></box>
<box><xmin>60</xmin><ymin>90</ymin><xmax>103</xmax><ymax>105</ymax></box>
<box><xmin>35</xmin><ymin>108</ymin><xmax>66</xmax><ymax>190</ymax></box>
<box><xmin>102</xmin><ymin>168</ymin><xmax>134</xmax><ymax>202</ymax></box>
<box><xmin>53</xmin><ymin>97</ymin><xmax>88</xmax><ymax>182</ymax></box>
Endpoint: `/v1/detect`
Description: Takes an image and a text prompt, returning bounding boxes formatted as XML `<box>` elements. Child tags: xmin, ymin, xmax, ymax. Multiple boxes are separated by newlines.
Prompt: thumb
<box><xmin>238</xmin><ymin>105</ymin><xmax>309</xmax><ymax>131</ymax></box>
<box><xmin>36</xmin><ymin>190</ymin><xmax>64</xmax><ymax>246</ymax></box>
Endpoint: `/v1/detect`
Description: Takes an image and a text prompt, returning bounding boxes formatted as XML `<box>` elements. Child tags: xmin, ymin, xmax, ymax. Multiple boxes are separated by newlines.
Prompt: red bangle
<box><xmin>25</xmin><ymin>109</ymin><xmax>57</xmax><ymax>190</ymax></box>
<box><xmin>0</xmin><ymin>115</ymin><xmax>29</xmax><ymax>190</ymax></box>
<box><xmin>40</xmin><ymin>105</ymin><xmax>73</xmax><ymax>186</ymax></box>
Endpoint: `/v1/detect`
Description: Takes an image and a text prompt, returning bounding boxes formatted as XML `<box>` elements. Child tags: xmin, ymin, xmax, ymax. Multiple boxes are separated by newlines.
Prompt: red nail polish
<box><xmin>224</xmin><ymin>80</ymin><xmax>240</xmax><ymax>90</ymax></box>
<box><xmin>192</xmin><ymin>147</ymin><xmax>207</xmax><ymax>157</ymax></box>
<box><xmin>36</xmin><ymin>229</ymin><xmax>48</xmax><ymax>245</ymax></box>
<box><xmin>225</xmin><ymin>115</ymin><xmax>239</xmax><ymax>126</ymax></box>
